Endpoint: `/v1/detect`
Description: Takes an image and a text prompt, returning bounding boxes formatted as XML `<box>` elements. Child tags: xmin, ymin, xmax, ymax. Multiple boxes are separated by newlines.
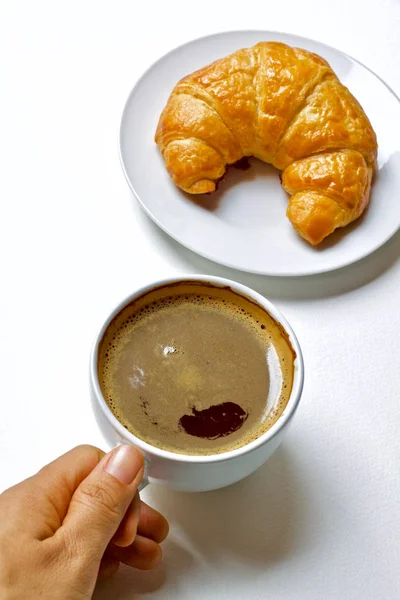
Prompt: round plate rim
<box><xmin>118</xmin><ymin>29</ymin><xmax>400</xmax><ymax>277</ymax></box>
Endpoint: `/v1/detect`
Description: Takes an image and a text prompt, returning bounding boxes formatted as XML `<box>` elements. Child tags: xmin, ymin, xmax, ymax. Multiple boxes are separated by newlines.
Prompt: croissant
<box><xmin>155</xmin><ymin>42</ymin><xmax>377</xmax><ymax>245</ymax></box>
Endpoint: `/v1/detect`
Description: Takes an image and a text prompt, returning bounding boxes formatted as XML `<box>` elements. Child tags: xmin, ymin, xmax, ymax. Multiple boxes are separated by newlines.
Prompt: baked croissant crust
<box><xmin>155</xmin><ymin>42</ymin><xmax>377</xmax><ymax>245</ymax></box>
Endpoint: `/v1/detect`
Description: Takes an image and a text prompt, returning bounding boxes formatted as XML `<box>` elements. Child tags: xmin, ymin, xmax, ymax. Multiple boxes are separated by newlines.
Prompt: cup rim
<box><xmin>90</xmin><ymin>274</ymin><xmax>304</xmax><ymax>464</ymax></box>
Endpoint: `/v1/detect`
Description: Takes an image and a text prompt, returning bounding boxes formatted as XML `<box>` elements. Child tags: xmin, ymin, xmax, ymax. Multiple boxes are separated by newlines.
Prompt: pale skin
<box><xmin>0</xmin><ymin>445</ymin><xmax>169</xmax><ymax>599</ymax></box>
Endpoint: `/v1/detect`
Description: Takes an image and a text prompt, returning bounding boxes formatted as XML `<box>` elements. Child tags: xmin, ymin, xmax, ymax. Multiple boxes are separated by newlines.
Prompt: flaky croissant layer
<box><xmin>155</xmin><ymin>42</ymin><xmax>377</xmax><ymax>245</ymax></box>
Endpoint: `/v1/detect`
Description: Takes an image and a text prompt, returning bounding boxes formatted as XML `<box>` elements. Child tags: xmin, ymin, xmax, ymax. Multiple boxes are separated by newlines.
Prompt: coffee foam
<box><xmin>98</xmin><ymin>282</ymin><xmax>295</xmax><ymax>455</ymax></box>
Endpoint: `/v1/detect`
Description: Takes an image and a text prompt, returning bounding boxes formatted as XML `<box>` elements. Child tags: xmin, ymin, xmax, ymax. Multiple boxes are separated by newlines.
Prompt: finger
<box><xmin>98</xmin><ymin>556</ymin><xmax>120</xmax><ymax>581</ymax></box>
<box><xmin>112</xmin><ymin>492</ymin><xmax>141</xmax><ymax>547</ymax></box>
<box><xmin>110</xmin><ymin>535</ymin><xmax>162</xmax><ymax>571</ymax></box>
<box><xmin>58</xmin><ymin>445</ymin><xmax>144</xmax><ymax>560</ymax></box>
<box><xmin>0</xmin><ymin>445</ymin><xmax>104</xmax><ymax>538</ymax></box>
<box><xmin>113</xmin><ymin>498</ymin><xmax>169</xmax><ymax>547</ymax></box>
<box><xmin>34</xmin><ymin>445</ymin><xmax>104</xmax><ymax>526</ymax></box>
<box><xmin>137</xmin><ymin>502</ymin><xmax>169</xmax><ymax>543</ymax></box>
<box><xmin>35</xmin><ymin>445</ymin><xmax>104</xmax><ymax>495</ymax></box>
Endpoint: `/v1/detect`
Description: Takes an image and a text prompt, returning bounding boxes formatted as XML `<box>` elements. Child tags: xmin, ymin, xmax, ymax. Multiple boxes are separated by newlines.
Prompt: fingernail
<box><xmin>104</xmin><ymin>445</ymin><xmax>143</xmax><ymax>485</ymax></box>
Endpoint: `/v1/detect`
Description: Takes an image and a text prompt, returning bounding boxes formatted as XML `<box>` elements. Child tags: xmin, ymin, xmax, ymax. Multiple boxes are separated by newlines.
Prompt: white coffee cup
<box><xmin>90</xmin><ymin>275</ymin><xmax>304</xmax><ymax>492</ymax></box>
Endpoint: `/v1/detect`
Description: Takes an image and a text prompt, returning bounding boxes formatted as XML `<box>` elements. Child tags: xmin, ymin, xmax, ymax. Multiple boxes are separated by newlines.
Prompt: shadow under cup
<box><xmin>90</xmin><ymin>275</ymin><xmax>304</xmax><ymax>492</ymax></box>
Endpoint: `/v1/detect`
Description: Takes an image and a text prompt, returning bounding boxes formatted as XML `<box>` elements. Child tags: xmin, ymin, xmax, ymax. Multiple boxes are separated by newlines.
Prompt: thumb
<box><xmin>61</xmin><ymin>445</ymin><xmax>144</xmax><ymax>558</ymax></box>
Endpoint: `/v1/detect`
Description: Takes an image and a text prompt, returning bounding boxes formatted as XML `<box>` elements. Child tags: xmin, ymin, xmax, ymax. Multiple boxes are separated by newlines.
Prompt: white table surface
<box><xmin>1</xmin><ymin>1</ymin><xmax>400</xmax><ymax>598</ymax></box>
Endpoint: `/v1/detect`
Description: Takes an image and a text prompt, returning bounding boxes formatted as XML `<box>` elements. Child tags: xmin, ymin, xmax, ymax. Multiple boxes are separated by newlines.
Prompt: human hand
<box><xmin>0</xmin><ymin>444</ymin><xmax>169</xmax><ymax>599</ymax></box>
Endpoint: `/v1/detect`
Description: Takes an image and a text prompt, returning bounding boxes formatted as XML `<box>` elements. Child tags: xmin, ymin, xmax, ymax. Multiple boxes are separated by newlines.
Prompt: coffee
<box><xmin>98</xmin><ymin>282</ymin><xmax>295</xmax><ymax>456</ymax></box>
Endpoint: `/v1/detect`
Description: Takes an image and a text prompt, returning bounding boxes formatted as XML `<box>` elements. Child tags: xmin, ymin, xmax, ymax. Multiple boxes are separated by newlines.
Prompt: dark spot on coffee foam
<box><xmin>179</xmin><ymin>402</ymin><xmax>248</xmax><ymax>439</ymax></box>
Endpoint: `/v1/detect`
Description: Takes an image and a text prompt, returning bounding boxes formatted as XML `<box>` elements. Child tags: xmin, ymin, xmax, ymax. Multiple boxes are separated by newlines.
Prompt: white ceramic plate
<box><xmin>119</xmin><ymin>31</ymin><xmax>400</xmax><ymax>276</ymax></box>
